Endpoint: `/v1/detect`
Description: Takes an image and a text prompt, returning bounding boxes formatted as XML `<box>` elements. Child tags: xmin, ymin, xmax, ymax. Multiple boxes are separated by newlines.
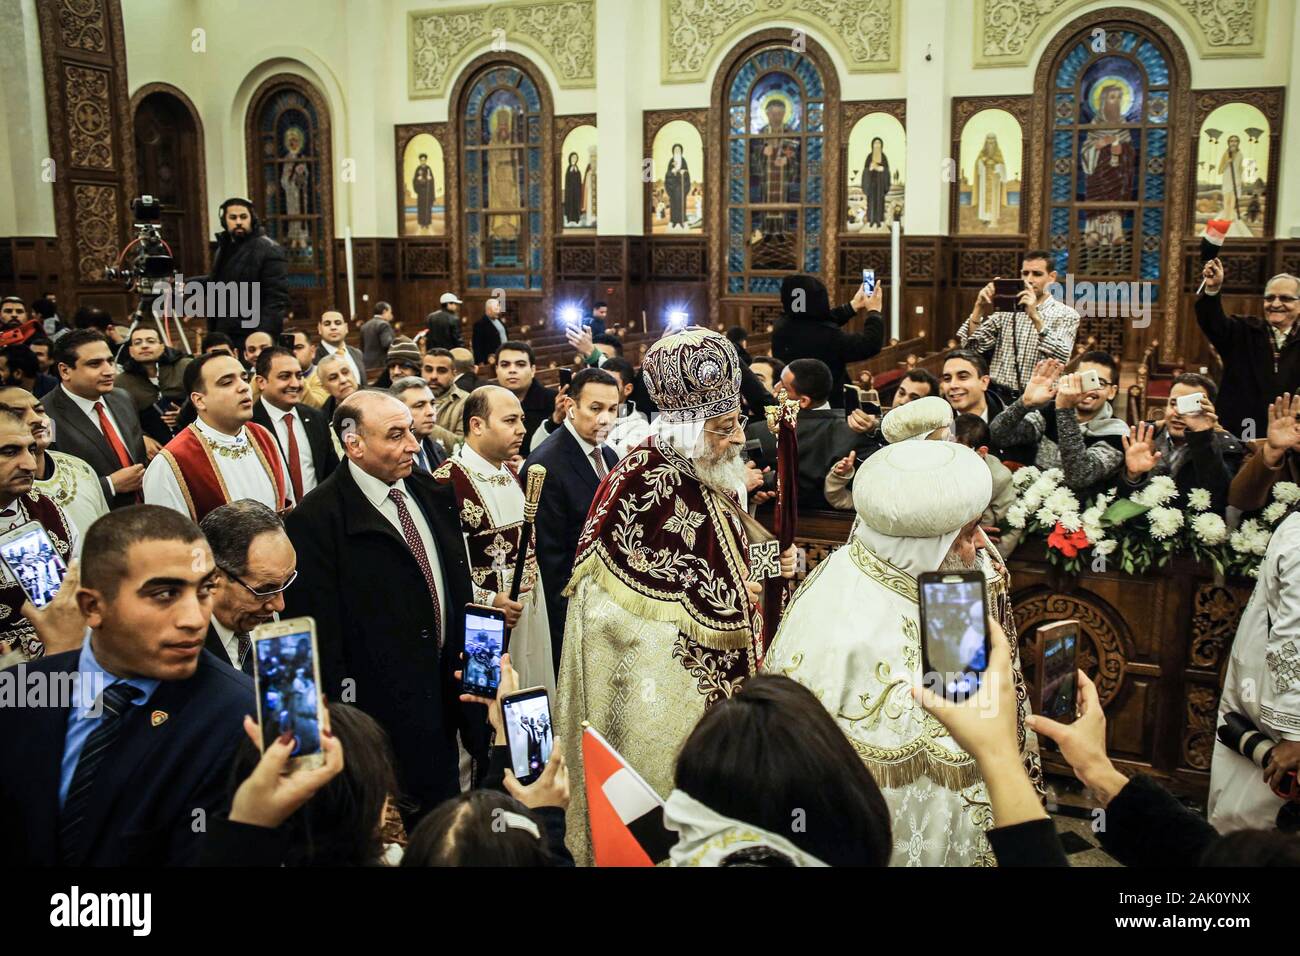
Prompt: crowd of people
<box><xmin>1</xmin><ymin>197</ymin><xmax>1299</xmax><ymax>868</ymax></box>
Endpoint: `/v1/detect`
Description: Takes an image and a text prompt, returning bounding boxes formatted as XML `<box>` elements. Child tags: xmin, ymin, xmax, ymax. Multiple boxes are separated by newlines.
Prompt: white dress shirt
<box><xmin>209</xmin><ymin>616</ymin><xmax>243</xmax><ymax>667</ymax></box>
<box><xmin>347</xmin><ymin>461</ymin><xmax>448</xmax><ymax>637</ymax></box>
<box><xmin>563</xmin><ymin>417</ymin><xmax>609</xmax><ymax>478</ymax></box>
<box><xmin>261</xmin><ymin>397</ymin><xmax>318</xmax><ymax>502</ymax></box>
<box><xmin>490</xmin><ymin>317</ymin><xmax>507</xmax><ymax>346</ymax></box>
<box><xmin>143</xmin><ymin>417</ymin><xmax>280</xmax><ymax>516</ymax></box>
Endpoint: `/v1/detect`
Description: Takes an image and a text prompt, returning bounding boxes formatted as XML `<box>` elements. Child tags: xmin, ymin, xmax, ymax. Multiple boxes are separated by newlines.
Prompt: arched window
<box><xmin>723</xmin><ymin>43</ymin><xmax>826</xmax><ymax>296</ymax></box>
<box><xmin>132</xmin><ymin>86</ymin><xmax>206</xmax><ymax>278</ymax></box>
<box><xmin>461</xmin><ymin>64</ymin><xmax>543</xmax><ymax>291</ymax></box>
<box><xmin>1045</xmin><ymin>28</ymin><xmax>1174</xmax><ymax>288</ymax></box>
<box><xmin>245</xmin><ymin>76</ymin><xmax>333</xmax><ymax>292</ymax></box>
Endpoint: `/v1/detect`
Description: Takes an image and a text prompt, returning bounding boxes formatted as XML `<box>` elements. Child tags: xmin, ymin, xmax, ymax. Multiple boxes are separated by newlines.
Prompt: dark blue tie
<box><xmin>59</xmin><ymin>681</ymin><xmax>143</xmax><ymax>864</ymax></box>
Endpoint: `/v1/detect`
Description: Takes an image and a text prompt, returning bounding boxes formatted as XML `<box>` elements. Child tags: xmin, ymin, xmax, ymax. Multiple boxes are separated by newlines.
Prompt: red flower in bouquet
<box><xmin>1047</xmin><ymin>521</ymin><xmax>1091</xmax><ymax>558</ymax></box>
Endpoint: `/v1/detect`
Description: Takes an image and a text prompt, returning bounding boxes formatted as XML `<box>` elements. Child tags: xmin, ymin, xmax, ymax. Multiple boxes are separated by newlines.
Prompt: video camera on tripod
<box><xmin>101</xmin><ymin>195</ymin><xmax>192</xmax><ymax>354</ymax></box>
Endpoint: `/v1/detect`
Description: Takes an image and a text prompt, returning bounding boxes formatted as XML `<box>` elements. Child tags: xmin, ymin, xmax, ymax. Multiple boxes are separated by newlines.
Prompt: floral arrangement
<box><xmin>1004</xmin><ymin>467</ymin><xmax>1298</xmax><ymax>578</ymax></box>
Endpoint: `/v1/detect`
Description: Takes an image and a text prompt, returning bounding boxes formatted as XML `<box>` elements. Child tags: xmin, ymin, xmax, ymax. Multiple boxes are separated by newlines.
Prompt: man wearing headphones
<box><xmin>196</xmin><ymin>197</ymin><xmax>291</xmax><ymax>352</ymax></box>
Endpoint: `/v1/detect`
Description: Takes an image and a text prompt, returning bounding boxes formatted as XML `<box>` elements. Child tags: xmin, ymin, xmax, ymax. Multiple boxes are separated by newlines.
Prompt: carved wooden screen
<box><xmin>461</xmin><ymin>64</ymin><xmax>544</xmax><ymax>291</ymax></box>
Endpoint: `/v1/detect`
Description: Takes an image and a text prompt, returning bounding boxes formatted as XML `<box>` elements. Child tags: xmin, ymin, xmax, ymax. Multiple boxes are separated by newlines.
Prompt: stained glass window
<box><xmin>724</xmin><ymin>45</ymin><xmax>825</xmax><ymax>297</ymax></box>
<box><xmin>1048</xmin><ymin>29</ymin><xmax>1172</xmax><ymax>289</ymax></box>
<box><xmin>251</xmin><ymin>83</ymin><xmax>329</xmax><ymax>288</ymax></box>
<box><xmin>462</xmin><ymin>65</ymin><xmax>543</xmax><ymax>291</ymax></box>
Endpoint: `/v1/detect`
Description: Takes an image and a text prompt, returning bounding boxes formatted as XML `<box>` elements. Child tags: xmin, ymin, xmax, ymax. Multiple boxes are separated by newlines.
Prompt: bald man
<box><xmin>282</xmin><ymin>390</ymin><xmax>480</xmax><ymax>819</ymax></box>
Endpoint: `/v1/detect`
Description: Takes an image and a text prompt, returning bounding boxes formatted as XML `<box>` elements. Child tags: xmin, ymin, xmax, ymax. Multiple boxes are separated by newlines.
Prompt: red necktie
<box><xmin>389</xmin><ymin>488</ymin><xmax>442</xmax><ymax>648</ymax></box>
<box><xmin>282</xmin><ymin>412</ymin><xmax>305</xmax><ymax>503</ymax></box>
<box><xmin>94</xmin><ymin>402</ymin><xmax>132</xmax><ymax>468</ymax></box>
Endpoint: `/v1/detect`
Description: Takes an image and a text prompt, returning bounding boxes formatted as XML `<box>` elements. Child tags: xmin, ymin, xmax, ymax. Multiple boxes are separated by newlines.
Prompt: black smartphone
<box><xmin>559</xmin><ymin>367</ymin><xmax>573</xmax><ymax>390</ymax></box>
<box><xmin>502</xmin><ymin>686</ymin><xmax>553</xmax><ymax>785</ymax></box>
<box><xmin>252</xmin><ymin>616</ymin><xmax>325</xmax><ymax>769</ymax></box>
<box><xmin>992</xmin><ymin>278</ymin><xmax>1025</xmax><ymax>313</ymax></box>
<box><xmin>0</xmin><ymin>521</ymin><xmax>68</xmax><ymax>609</ymax></box>
<box><xmin>919</xmin><ymin>571</ymin><xmax>990</xmax><ymax>698</ymax></box>
<box><xmin>462</xmin><ymin>604</ymin><xmax>506</xmax><ymax>697</ymax></box>
<box><xmin>843</xmin><ymin>384</ymin><xmax>861</xmax><ymax>414</ymax></box>
<box><xmin>278</xmin><ymin>332</ymin><xmax>297</xmax><ymax>350</ymax></box>
<box><xmin>1037</xmin><ymin>620</ymin><xmax>1080</xmax><ymax>724</ymax></box>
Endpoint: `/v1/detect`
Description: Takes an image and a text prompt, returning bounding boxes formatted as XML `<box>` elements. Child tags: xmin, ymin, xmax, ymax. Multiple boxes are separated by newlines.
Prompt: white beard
<box><xmin>692</xmin><ymin>443</ymin><xmax>748</xmax><ymax>499</ymax></box>
<box><xmin>937</xmin><ymin>545</ymin><xmax>978</xmax><ymax>573</ymax></box>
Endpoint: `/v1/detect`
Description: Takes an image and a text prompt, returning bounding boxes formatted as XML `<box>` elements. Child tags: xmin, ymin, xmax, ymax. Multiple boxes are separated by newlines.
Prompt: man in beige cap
<box><xmin>765</xmin><ymin>439</ymin><xmax>1042</xmax><ymax>866</ymax></box>
<box><xmin>425</xmin><ymin>292</ymin><xmax>464</xmax><ymax>351</ymax></box>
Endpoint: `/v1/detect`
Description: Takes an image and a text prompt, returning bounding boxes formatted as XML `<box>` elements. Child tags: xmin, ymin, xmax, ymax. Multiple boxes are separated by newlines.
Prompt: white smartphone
<box><xmin>252</xmin><ymin>616</ymin><xmax>326</xmax><ymax>770</ymax></box>
<box><xmin>0</xmin><ymin>520</ymin><xmax>68</xmax><ymax>609</ymax></box>
<box><xmin>1176</xmin><ymin>392</ymin><xmax>1206</xmax><ymax>416</ymax></box>
<box><xmin>1079</xmin><ymin>369</ymin><xmax>1102</xmax><ymax>392</ymax></box>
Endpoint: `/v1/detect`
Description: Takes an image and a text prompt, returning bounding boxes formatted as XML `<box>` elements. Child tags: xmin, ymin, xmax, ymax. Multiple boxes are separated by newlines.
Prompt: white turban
<box><xmin>851</xmin><ymin>441</ymin><xmax>992</xmax><ymax>576</ymax></box>
<box><xmin>881</xmin><ymin>395</ymin><xmax>954</xmax><ymax>444</ymax></box>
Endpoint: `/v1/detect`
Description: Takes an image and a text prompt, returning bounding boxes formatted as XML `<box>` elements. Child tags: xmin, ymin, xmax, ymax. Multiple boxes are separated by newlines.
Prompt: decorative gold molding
<box><xmin>408</xmin><ymin>0</ymin><xmax>594</xmax><ymax>99</ymax></box>
<box><xmin>662</xmin><ymin>0</ymin><xmax>900</xmax><ymax>84</ymax></box>
<box><xmin>974</xmin><ymin>0</ymin><xmax>1267</xmax><ymax>68</ymax></box>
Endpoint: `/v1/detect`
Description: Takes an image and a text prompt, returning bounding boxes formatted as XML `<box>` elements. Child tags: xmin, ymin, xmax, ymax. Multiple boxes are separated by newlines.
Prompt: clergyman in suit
<box><xmin>0</xmin><ymin>505</ymin><xmax>253</xmax><ymax>866</ymax></box>
<box><xmin>282</xmin><ymin>390</ymin><xmax>480</xmax><ymax>819</ymax></box>
<box><xmin>199</xmin><ymin>500</ymin><xmax>299</xmax><ymax>676</ymax></box>
<box><xmin>252</xmin><ymin>346</ymin><xmax>339</xmax><ymax>505</ymax></box>
<box><xmin>523</xmin><ymin>367</ymin><xmax>620</xmax><ymax>663</ymax></box>
<box><xmin>43</xmin><ymin>329</ymin><xmax>148</xmax><ymax>509</ymax></box>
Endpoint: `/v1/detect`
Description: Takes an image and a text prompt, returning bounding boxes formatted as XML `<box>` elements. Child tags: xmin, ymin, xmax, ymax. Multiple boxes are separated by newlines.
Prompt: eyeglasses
<box><xmin>702</xmin><ymin>415</ymin><xmax>748</xmax><ymax>437</ymax></box>
<box><xmin>222</xmin><ymin>567</ymin><xmax>297</xmax><ymax>600</ymax></box>
<box><xmin>1264</xmin><ymin>295</ymin><xmax>1300</xmax><ymax>304</ymax></box>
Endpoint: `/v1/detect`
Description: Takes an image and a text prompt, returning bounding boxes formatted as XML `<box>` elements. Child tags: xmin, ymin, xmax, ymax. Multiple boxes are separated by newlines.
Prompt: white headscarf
<box><xmin>851</xmin><ymin>440</ymin><xmax>991</xmax><ymax>576</ymax></box>
<box><xmin>663</xmin><ymin>790</ymin><xmax>829</xmax><ymax>867</ymax></box>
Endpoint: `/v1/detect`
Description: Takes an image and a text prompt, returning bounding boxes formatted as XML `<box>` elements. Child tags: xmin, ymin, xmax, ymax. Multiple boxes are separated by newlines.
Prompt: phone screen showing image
<box><xmin>463</xmin><ymin>608</ymin><xmax>505</xmax><ymax>697</ymax></box>
<box><xmin>1039</xmin><ymin>622</ymin><xmax>1080</xmax><ymax>723</ymax></box>
<box><xmin>503</xmin><ymin>689</ymin><xmax>553</xmax><ymax>785</ymax></box>
<box><xmin>919</xmin><ymin>573</ymin><xmax>989</xmax><ymax>698</ymax></box>
<box><xmin>0</xmin><ymin>522</ymin><xmax>68</xmax><ymax>609</ymax></box>
<box><xmin>253</xmin><ymin>629</ymin><xmax>323</xmax><ymax>758</ymax></box>
<box><xmin>861</xmin><ymin>269</ymin><xmax>877</xmax><ymax>297</ymax></box>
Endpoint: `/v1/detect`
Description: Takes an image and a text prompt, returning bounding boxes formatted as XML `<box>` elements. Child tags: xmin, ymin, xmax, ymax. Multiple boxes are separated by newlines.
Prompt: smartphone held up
<box><xmin>0</xmin><ymin>521</ymin><xmax>69</xmax><ymax>610</ymax></box>
<box><xmin>462</xmin><ymin>604</ymin><xmax>506</xmax><ymax>697</ymax></box>
<box><xmin>252</xmin><ymin>616</ymin><xmax>327</xmax><ymax>770</ymax></box>
<box><xmin>919</xmin><ymin>571</ymin><xmax>989</xmax><ymax>700</ymax></box>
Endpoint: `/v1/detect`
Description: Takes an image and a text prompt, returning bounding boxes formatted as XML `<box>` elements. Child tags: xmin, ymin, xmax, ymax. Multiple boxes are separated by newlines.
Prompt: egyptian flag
<box><xmin>1202</xmin><ymin>219</ymin><xmax>1232</xmax><ymax>262</ymax></box>
<box><xmin>582</xmin><ymin>724</ymin><xmax>675</xmax><ymax>866</ymax></box>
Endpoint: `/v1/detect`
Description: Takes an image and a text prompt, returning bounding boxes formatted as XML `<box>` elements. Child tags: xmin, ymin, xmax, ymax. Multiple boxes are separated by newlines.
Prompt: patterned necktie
<box><xmin>60</xmin><ymin>681</ymin><xmax>143</xmax><ymax>864</ymax></box>
<box><xmin>94</xmin><ymin>402</ymin><xmax>132</xmax><ymax>468</ymax></box>
<box><xmin>388</xmin><ymin>487</ymin><xmax>442</xmax><ymax>648</ymax></box>
<box><xmin>235</xmin><ymin>631</ymin><xmax>252</xmax><ymax>671</ymax></box>
<box><xmin>282</xmin><ymin>412</ymin><xmax>305</xmax><ymax>502</ymax></box>
<box><xmin>590</xmin><ymin>447</ymin><xmax>608</xmax><ymax>479</ymax></box>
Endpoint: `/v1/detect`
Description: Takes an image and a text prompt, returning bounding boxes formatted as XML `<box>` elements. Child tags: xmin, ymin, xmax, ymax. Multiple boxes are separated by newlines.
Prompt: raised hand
<box><xmin>1265</xmin><ymin>393</ymin><xmax>1300</xmax><ymax>462</ymax></box>
<box><xmin>1202</xmin><ymin>257</ymin><xmax>1224</xmax><ymax>295</ymax></box>
<box><xmin>1021</xmin><ymin>358</ymin><xmax>1062</xmax><ymax>408</ymax></box>
<box><xmin>1123</xmin><ymin>421</ymin><xmax>1163</xmax><ymax>479</ymax></box>
<box><xmin>832</xmin><ymin>450</ymin><xmax>857</xmax><ymax>478</ymax></box>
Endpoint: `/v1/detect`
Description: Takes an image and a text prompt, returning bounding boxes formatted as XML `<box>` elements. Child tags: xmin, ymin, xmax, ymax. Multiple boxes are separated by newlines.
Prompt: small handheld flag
<box><xmin>1196</xmin><ymin>219</ymin><xmax>1233</xmax><ymax>294</ymax></box>
<box><xmin>582</xmin><ymin>724</ymin><xmax>675</xmax><ymax>866</ymax></box>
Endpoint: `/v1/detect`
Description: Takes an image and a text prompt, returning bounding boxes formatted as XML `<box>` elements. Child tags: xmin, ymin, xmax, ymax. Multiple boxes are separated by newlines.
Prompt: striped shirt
<box><xmin>956</xmin><ymin>296</ymin><xmax>1081</xmax><ymax>391</ymax></box>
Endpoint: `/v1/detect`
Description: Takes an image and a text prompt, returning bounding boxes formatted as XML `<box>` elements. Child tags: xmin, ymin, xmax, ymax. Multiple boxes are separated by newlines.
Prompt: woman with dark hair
<box><xmin>668</xmin><ymin>674</ymin><xmax>893</xmax><ymax>866</ymax></box>
<box><xmin>665</xmin><ymin>143</ymin><xmax>691</xmax><ymax>229</ymax></box>
<box><xmin>403</xmin><ymin>791</ymin><xmax>564</xmax><ymax>867</ymax></box>
<box><xmin>203</xmin><ymin>703</ymin><xmax>402</xmax><ymax>866</ymax></box>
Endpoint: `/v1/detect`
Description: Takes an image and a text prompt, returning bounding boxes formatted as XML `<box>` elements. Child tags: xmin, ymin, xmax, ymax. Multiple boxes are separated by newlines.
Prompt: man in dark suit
<box><xmin>283</xmin><ymin>390</ymin><xmax>479</xmax><ymax>818</ymax></box>
<box><xmin>198</xmin><ymin>500</ymin><xmax>298</xmax><ymax>675</ymax></box>
<box><xmin>523</xmin><ymin>367</ymin><xmax>620</xmax><ymax>661</ymax></box>
<box><xmin>390</xmin><ymin>376</ymin><xmax>449</xmax><ymax>472</ymax></box>
<box><xmin>43</xmin><ymin>329</ymin><xmax>148</xmax><ymax>509</ymax></box>
<box><xmin>313</xmin><ymin>310</ymin><xmax>366</xmax><ymax>386</ymax></box>
<box><xmin>472</xmin><ymin>294</ymin><xmax>509</xmax><ymax>365</ymax></box>
<box><xmin>749</xmin><ymin>358</ymin><xmax>880</xmax><ymax>510</ymax></box>
<box><xmin>496</xmin><ymin>340</ymin><xmax>558</xmax><ymax>450</ymax></box>
<box><xmin>253</xmin><ymin>346</ymin><xmax>338</xmax><ymax>505</ymax></box>
<box><xmin>0</xmin><ymin>505</ymin><xmax>252</xmax><ymax>866</ymax></box>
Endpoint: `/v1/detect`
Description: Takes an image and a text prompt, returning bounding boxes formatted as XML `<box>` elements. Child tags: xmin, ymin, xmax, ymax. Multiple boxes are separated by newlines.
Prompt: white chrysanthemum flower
<box><xmin>1045</xmin><ymin>487</ymin><xmax>1080</xmax><ymax>516</ymax></box>
<box><xmin>1083</xmin><ymin>522</ymin><xmax>1104</xmax><ymax>544</ymax></box>
<box><xmin>1273</xmin><ymin>482</ymin><xmax>1300</xmax><ymax>505</ymax></box>
<box><xmin>1231</xmin><ymin>520</ymin><xmax>1264</xmax><ymax>554</ymax></box>
<box><xmin>1012</xmin><ymin>466</ymin><xmax>1041</xmax><ymax>490</ymax></box>
<box><xmin>1130</xmin><ymin>487</ymin><xmax>1153</xmax><ymax>509</ymax></box>
<box><xmin>1035</xmin><ymin>506</ymin><xmax>1059</xmax><ymax>527</ymax></box>
<box><xmin>1187</xmin><ymin>488</ymin><xmax>1212</xmax><ymax>512</ymax></box>
<box><xmin>1042</xmin><ymin>468</ymin><xmax>1064</xmax><ymax>484</ymax></box>
<box><xmin>1005</xmin><ymin>504</ymin><xmax>1027</xmax><ymax>529</ymax></box>
<box><xmin>1263</xmin><ymin>501</ymin><xmax>1288</xmax><ymax>525</ymax></box>
<box><xmin>1058</xmin><ymin>511</ymin><xmax>1083</xmax><ymax>532</ymax></box>
<box><xmin>1093</xmin><ymin>539</ymin><xmax>1118</xmax><ymax>557</ymax></box>
<box><xmin>1250</xmin><ymin>527</ymin><xmax>1273</xmax><ymax>556</ymax></box>
<box><xmin>1191</xmin><ymin>512</ymin><xmax>1227</xmax><ymax>546</ymax></box>
<box><xmin>1148</xmin><ymin>506</ymin><xmax>1184</xmax><ymax>540</ymax></box>
<box><xmin>1144</xmin><ymin>476</ymin><xmax>1178</xmax><ymax>506</ymax></box>
<box><xmin>1020</xmin><ymin>489</ymin><xmax>1044</xmax><ymax>513</ymax></box>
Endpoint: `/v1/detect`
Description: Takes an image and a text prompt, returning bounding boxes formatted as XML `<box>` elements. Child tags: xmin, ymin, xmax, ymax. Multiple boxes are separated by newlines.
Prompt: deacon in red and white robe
<box><xmin>143</xmin><ymin>418</ymin><xmax>288</xmax><ymax>522</ymax></box>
